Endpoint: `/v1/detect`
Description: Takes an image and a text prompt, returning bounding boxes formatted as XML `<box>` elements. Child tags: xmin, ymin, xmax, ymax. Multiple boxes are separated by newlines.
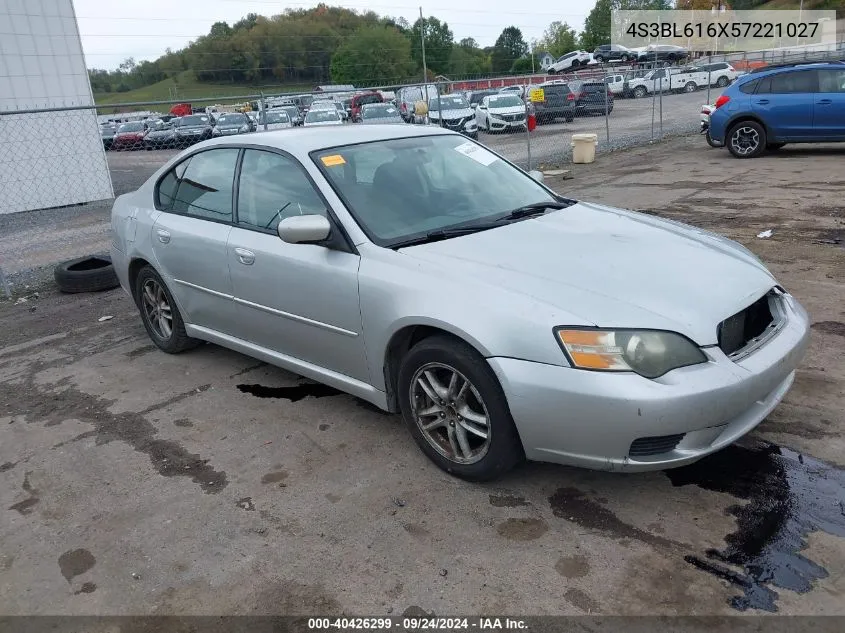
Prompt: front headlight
<box><xmin>554</xmin><ymin>328</ymin><xmax>706</xmax><ymax>379</ymax></box>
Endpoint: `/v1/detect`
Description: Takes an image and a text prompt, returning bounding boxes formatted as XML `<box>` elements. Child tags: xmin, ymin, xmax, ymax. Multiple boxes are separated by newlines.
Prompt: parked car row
<box><xmin>547</xmin><ymin>44</ymin><xmax>691</xmax><ymax>74</ymax></box>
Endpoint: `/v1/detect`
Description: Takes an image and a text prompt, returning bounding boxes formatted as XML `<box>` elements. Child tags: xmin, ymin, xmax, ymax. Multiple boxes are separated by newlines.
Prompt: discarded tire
<box><xmin>54</xmin><ymin>255</ymin><xmax>120</xmax><ymax>293</ymax></box>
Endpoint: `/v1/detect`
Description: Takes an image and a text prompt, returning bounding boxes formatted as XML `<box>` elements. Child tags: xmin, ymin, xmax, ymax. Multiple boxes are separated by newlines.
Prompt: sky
<box><xmin>73</xmin><ymin>0</ymin><xmax>594</xmax><ymax>70</ymax></box>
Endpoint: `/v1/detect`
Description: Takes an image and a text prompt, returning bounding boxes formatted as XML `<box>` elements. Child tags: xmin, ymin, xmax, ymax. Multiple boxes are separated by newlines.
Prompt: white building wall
<box><xmin>0</xmin><ymin>0</ymin><xmax>113</xmax><ymax>215</ymax></box>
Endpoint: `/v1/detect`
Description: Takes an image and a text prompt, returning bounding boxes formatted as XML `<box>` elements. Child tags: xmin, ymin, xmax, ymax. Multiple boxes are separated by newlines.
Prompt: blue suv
<box><xmin>709</xmin><ymin>61</ymin><xmax>845</xmax><ymax>158</ymax></box>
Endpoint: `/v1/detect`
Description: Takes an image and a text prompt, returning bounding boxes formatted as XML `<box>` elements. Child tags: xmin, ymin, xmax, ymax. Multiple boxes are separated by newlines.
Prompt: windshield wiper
<box><xmin>390</xmin><ymin>223</ymin><xmax>502</xmax><ymax>249</ymax></box>
<box><xmin>497</xmin><ymin>200</ymin><xmax>575</xmax><ymax>221</ymax></box>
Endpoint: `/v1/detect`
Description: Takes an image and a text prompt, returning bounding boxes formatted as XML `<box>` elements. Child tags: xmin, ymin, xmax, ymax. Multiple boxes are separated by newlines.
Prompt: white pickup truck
<box><xmin>627</xmin><ymin>67</ymin><xmax>707</xmax><ymax>97</ymax></box>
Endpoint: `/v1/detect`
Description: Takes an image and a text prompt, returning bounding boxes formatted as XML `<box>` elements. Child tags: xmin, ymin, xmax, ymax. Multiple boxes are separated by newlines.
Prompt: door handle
<box><xmin>235</xmin><ymin>247</ymin><xmax>255</xmax><ymax>265</ymax></box>
<box><xmin>755</xmin><ymin>99</ymin><xmax>770</xmax><ymax>105</ymax></box>
<box><xmin>156</xmin><ymin>229</ymin><xmax>171</xmax><ymax>244</ymax></box>
<box><xmin>817</xmin><ymin>99</ymin><xmax>832</xmax><ymax>105</ymax></box>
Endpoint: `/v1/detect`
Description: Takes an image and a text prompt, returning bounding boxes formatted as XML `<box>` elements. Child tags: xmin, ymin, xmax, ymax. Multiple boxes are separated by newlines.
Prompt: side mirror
<box><xmin>277</xmin><ymin>215</ymin><xmax>331</xmax><ymax>244</ymax></box>
<box><xmin>529</xmin><ymin>170</ymin><xmax>544</xmax><ymax>183</ymax></box>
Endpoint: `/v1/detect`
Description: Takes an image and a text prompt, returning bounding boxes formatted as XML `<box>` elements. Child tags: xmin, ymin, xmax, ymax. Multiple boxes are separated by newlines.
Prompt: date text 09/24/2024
<box><xmin>307</xmin><ymin>618</ymin><xmax>528</xmax><ymax>630</ymax></box>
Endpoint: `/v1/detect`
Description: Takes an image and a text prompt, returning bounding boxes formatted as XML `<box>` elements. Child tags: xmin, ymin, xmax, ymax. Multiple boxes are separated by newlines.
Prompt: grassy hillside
<box><xmin>94</xmin><ymin>71</ymin><xmax>311</xmax><ymax>107</ymax></box>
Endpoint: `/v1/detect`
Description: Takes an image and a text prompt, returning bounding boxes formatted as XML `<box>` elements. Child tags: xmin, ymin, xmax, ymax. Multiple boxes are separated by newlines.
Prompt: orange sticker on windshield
<box><xmin>321</xmin><ymin>154</ymin><xmax>346</xmax><ymax>167</ymax></box>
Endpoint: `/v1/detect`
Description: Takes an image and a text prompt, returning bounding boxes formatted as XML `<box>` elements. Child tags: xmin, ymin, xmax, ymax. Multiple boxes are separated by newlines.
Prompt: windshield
<box><xmin>306</xmin><ymin>110</ymin><xmax>340</xmax><ymax>122</ymax></box>
<box><xmin>179</xmin><ymin>115</ymin><xmax>209</xmax><ymax>126</ymax></box>
<box><xmin>429</xmin><ymin>96</ymin><xmax>468</xmax><ymax>110</ymax></box>
<box><xmin>487</xmin><ymin>95</ymin><xmax>523</xmax><ymax>108</ymax></box>
<box><xmin>118</xmin><ymin>122</ymin><xmax>144</xmax><ymax>133</ymax></box>
<box><xmin>362</xmin><ymin>105</ymin><xmax>399</xmax><ymax>118</ymax></box>
<box><xmin>263</xmin><ymin>111</ymin><xmax>289</xmax><ymax>124</ymax></box>
<box><xmin>218</xmin><ymin>113</ymin><xmax>246</xmax><ymax>125</ymax></box>
<box><xmin>313</xmin><ymin>135</ymin><xmax>557</xmax><ymax>247</ymax></box>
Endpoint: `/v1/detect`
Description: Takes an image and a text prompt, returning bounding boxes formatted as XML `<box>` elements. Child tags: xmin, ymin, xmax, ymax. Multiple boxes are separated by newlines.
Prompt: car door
<box><xmin>815</xmin><ymin>68</ymin><xmax>845</xmax><ymax>138</ymax></box>
<box><xmin>751</xmin><ymin>70</ymin><xmax>816</xmax><ymax>140</ymax></box>
<box><xmin>226</xmin><ymin>148</ymin><xmax>368</xmax><ymax>382</ymax></box>
<box><xmin>151</xmin><ymin>148</ymin><xmax>239</xmax><ymax>334</ymax></box>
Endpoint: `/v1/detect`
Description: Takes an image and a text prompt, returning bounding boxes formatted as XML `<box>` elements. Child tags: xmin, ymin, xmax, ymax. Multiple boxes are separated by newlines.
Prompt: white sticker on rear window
<box><xmin>454</xmin><ymin>141</ymin><xmax>498</xmax><ymax>166</ymax></box>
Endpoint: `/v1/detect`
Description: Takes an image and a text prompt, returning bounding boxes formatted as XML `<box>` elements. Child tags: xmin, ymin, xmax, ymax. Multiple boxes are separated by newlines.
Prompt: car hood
<box><xmin>430</xmin><ymin>108</ymin><xmax>473</xmax><ymax>119</ymax></box>
<box><xmin>400</xmin><ymin>202</ymin><xmax>775</xmax><ymax>345</ymax></box>
<box><xmin>488</xmin><ymin>105</ymin><xmax>526</xmax><ymax>116</ymax></box>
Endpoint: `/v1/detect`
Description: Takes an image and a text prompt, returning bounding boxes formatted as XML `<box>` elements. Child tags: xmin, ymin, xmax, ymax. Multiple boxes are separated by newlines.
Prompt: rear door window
<box><xmin>769</xmin><ymin>70</ymin><xmax>817</xmax><ymax>94</ymax></box>
<box><xmin>171</xmin><ymin>149</ymin><xmax>240</xmax><ymax>222</ymax></box>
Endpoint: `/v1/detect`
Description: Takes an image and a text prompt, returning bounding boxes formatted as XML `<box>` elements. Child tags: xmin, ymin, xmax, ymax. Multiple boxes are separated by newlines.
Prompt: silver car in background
<box><xmin>110</xmin><ymin>126</ymin><xmax>809</xmax><ymax>481</ymax></box>
<box><xmin>359</xmin><ymin>103</ymin><xmax>404</xmax><ymax>125</ymax></box>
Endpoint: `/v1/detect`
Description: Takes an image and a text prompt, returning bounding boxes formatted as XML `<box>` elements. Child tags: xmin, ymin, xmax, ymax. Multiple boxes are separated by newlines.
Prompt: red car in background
<box><xmin>111</xmin><ymin>121</ymin><xmax>148</xmax><ymax>151</ymax></box>
<box><xmin>350</xmin><ymin>92</ymin><xmax>383</xmax><ymax>122</ymax></box>
<box><xmin>169</xmin><ymin>103</ymin><xmax>192</xmax><ymax>117</ymax></box>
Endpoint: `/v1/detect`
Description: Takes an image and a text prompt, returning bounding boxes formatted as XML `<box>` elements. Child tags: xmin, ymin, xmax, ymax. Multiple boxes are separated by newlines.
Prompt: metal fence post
<box><xmin>604</xmin><ymin>62</ymin><xmax>610</xmax><ymax>145</ymax></box>
<box><xmin>659</xmin><ymin>63</ymin><xmax>664</xmax><ymax>138</ymax></box>
<box><xmin>525</xmin><ymin>97</ymin><xmax>531</xmax><ymax>171</ymax></box>
<box><xmin>435</xmin><ymin>82</ymin><xmax>442</xmax><ymax>126</ymax></box>
<box><xmin>706</xmin><ymin>67</ymin><xmax>712</xmax><ymax>106</ymax></box>
<box><xmin>0</xmin><ymin>267</ymin><xmax>10</xmax><ymax>299</ymax></box>
<box><xmin>260</xmin><ymin>92</ymin><xmax>268</xmax><ymax>131</ymax></box>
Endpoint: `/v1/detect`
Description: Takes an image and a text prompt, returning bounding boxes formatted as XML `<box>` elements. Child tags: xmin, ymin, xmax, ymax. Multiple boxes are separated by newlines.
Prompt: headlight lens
<box><xmin>555</xmin><ymin>328</ymin><xmax>706</xmax><ymax>379</ymax></box>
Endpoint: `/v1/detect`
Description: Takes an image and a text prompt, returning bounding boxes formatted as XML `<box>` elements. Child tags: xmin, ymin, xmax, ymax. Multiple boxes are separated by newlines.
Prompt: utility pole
<box><xmin>419</xmin><ymin>7</ymin><xmax>428</xmax><ymax>89</ymax></box>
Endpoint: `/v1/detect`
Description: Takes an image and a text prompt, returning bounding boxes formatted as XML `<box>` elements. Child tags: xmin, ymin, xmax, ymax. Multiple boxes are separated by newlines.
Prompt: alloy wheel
<box><xmin>730</xmin><ymin>126</ymin><xmax>760</xmax><ymax>156</ymax></box>
<box><xmin>410</xmin><ymin>362</ymin><xmax>491</xmax><ymax>464</ymax></box>
<box><xmin>141</xmin><ymin>278</ymin><xmax>173</xmax><ymax>340</ymax></box>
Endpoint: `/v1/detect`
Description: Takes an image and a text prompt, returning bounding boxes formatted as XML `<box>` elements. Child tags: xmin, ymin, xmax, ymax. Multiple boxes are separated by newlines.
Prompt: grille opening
<box><xmin>718</xmin><ymin>293</ymin><xmax>774</xmax><ymax>356</ymax></box>
<box><xmin>629</xmin><ymin>433</ymin><xmax>685</xmax><ymax>457</ymax></box>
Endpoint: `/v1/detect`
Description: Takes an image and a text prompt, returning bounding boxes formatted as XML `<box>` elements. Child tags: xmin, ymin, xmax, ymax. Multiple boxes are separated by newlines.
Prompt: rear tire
<box><xmin>634</xmin><ymin>86</ymin><xmax>648</xmax><ymax>98</ymax></box>
<box><xmin>685</xmin><ymin>82</ymin><xmax>698</xmax><ymax>93</ymax></box>
<box><xmin>716</xmin><ymin>75</ymin><xmax>730</xmax><ymax>87</ymax></box>
<box><xmin>397</xmin><ymin>335</ymin><xmax>524</xmax><ymax>481</ymax></box>
<box><xmin>134</xmin><ymin>266</ymin><xmax>199</xmax><ymax>354</ymax></box>
<box><xmin>727</xmin><ymin>120</ymin><xmax>767</xmax><ymax>158</ymax></box>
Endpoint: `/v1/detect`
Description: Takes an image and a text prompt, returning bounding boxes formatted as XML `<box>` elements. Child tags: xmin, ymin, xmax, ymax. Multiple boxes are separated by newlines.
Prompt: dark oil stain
<box><xmin>548</xmin><ymin>487</ymin><xmax>677</xmax><ymax>549</ymax></box>
<box><xmin>237</xmin><ymin>382</ymin><xmax>341</xmax><ymax>402</ymax></box>
<box><xmin>564</xmin><ymin>588</ymin><xmax>600</xmax><ymax>613</ymax></box>
<box><xmin>229</xmin><ymin>362</ymin><xmax>267</xmax><ymax>378</ymax></box>
<box><xmin>125</xmin><ymin>345</ymin><xmax>156</xmax><ymax>359</ymax></box>
<box><xmin>173</xmin><ymin>418</ymin><xmax>193</xmax><ymax>428</ymax></box>
<box><xmin>0</xmin><ymin>380</ymin><xmax>225</xmax><ymax>495</ymax></box>
<box><xmin>73</xmin><ymin>582</ymin><xmax>97</xmax><ymax>595</ymax></box>
<box><xmin>237</xmin><ymin>497</ymin><xmax>256</xmax><ymax>512</ymax></box>
<box><xmin>261</xmin><ymin>470</ymin><xmax>288</xmax><ymax>484</ymax></box>
<box><xmin>325</xmin><ymin>493</ymin><xmax>341</xmax><ymax>503</ymax></box>
<box><xmin>0</xmin><ymin>461</ymin><xmax>16</xmax><ymax>472</ymax></box>
<box><xmin>666</xmin><ymin>441</ymin><xmax>845</xmax><ymax>612</ymax></box>
<box><xmin>555</xmin><ymin>554</ymin><xmax>590</xmax><ymax>579</ymax></box>
<box><xmin>811</xmin><ymin>321</ymin><xmax>845</xmax><ymax>337</ymax></box>
<box><xmin>8</xmin><ymin>471</ymin><xmax>39</xmax><ymax>515</ymax></box>
<box><xmin>58</xmin><ymin>549</ymin><xmax>96</xmax><ymax>583</ymax></box>
<box><xmin>489</xmin><ymin>494</ymin><xmax>529</xmax><ymax>508</ymax></box>
<box><xmin>318</xmin><ymin>424</ymin><xmax>330</xmax><ymax>431</ymax></box>
<box><xmin>249</xmin><ymin>580</ymin><xmax>342</xmax><ymax>614</ymax></box>
<box><xmin>495</xmin><ymin>517</ymin><xmax>548</xmax><ymax>541</ymax></box>
<box><xmin>403</xmin><ymin>606</ymin><xmax>435</xmax><ymax>617</ymax></box>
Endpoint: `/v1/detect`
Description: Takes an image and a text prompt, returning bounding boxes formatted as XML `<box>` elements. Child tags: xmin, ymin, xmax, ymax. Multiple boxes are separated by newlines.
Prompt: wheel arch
<box><xmin>725</xmin><ymin>113</ymin><xmax>771</xmax><ymax>138</ymax></box>
<box><xmin>382</xmin><ymin>321</ymin><xmax>492</xmax><ymax>413</ymax></box>
<box><xmin>128</xmin><ymin>257</ymin><xmax>153</xmax><ymax>305</ymax></box>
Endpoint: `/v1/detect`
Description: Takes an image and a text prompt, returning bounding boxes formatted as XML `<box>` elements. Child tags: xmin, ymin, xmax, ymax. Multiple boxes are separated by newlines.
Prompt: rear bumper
<box><xmin>488</xmin><ymin>293</ymin><xmax>810</xmax><ymax>472</ymax></box>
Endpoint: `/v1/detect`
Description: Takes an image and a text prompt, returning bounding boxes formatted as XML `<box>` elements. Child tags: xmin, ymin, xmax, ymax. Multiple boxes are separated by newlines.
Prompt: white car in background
<box><xmin>304</xmin><ymin>109</ymin><xmax>343</xmax><ymax>127</ymax></box>
<box><xmin>499</xmin><ymin>85</ymin><xmax>525</xmax><ymax>98</ymax></box>
<box><xmin>258</xmin><ymin>109</ymin><xmax>292</xmax><ymax>131</ymax></box>
<box><xmin>475</xmin><ymin>93</ymin><xmax>527</xmax><ymax>133</ymax></box>
<box><xmin>547</xmin><ymin>50</ymin><xmax>592</xmax><ymax>74</ymax></box>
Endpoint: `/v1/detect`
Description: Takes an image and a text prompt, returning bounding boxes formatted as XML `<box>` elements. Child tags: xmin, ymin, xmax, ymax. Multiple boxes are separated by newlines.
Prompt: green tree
<box><xmin>410</xmin><ymin>17</ymin><xmax>454</xmax><ymax>74</ymax></box>
<box><xmin>538</xmin><ymin>21</ymin><xmax>578</xmax><ymax>57</ymax></box>
<box><xmin>448</xmin><ymin>44</ymin><xmax>490</xmax><ymax>77</ymax></box>
<box><xmin>580</xmin><ymin>0</ymin><xmax>673</xmax><ymax>51</ymax></box>
<box><xmin>491</xmin><ymin>26</ymin><xmax>528</xmax><ymax>73</ymax></box>
<box><xmin>510</xmin><ymin>57</ymin><xmax>534</xmax><ymax>74</ymax></box>
<box><xmin>330</xmin><ymin>25</ymin><xmax>415</xmax><ymax>85</ymax></box>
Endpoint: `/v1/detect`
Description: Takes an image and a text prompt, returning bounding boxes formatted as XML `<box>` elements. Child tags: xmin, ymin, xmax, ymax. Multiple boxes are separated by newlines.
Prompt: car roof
<box><xmin>746</xmin><ymin>61</ymin><xmax>845</xmax><ymax>77</ymax></box>
<box><xmin>199</xmin><ymin>124</ymin><xmax>454</xmax><ymax>154</ymax></box>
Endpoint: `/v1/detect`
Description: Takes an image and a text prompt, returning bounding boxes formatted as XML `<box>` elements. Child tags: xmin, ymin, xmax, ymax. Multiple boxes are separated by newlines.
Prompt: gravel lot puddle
<box><xmin>666</xmin><ymin>441</ymin><xmax>845</xmax><ymax>612</ymax></box>
<box><xmin>237</xmin><ymin>382</ymin><xmax>341</xmax><ymax>402</ymax></box>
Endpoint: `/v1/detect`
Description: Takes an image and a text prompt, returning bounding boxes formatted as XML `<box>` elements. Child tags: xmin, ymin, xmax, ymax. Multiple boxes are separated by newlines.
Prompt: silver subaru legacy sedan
<box><xmin>110</xmin><ymin>125</ymin><xmax>810</xmax><ymax>481</ymax></box>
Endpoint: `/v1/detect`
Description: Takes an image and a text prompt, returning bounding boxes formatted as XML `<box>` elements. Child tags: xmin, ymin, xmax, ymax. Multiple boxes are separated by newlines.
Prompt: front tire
<box><xmin>594</xmin><ymin>55</ymin><xmax>605</xmax><ymax>63</ymax></box>
<box><xmin>634</xmin><ymin>86</ymin><xmax>648</xmax><ymax>98</ymax></box>
<box><xmin>135</xmin><ymin>266</ymin><xmax>199</xmax><ymax>354</ymax></box>
<box><xmin>727</xmin><ymin>120</ymin><xmax>766</xmax><ymax>158</ymax></box>
<box><xmin>685</xmin><ymin>81</ymin><xmax>698</xmax><ymax>93</ymax></box>
<box><xmin>397</xmin><ymin>335</ymin><xmax>524</xmax><ymax>481</ymax></box>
